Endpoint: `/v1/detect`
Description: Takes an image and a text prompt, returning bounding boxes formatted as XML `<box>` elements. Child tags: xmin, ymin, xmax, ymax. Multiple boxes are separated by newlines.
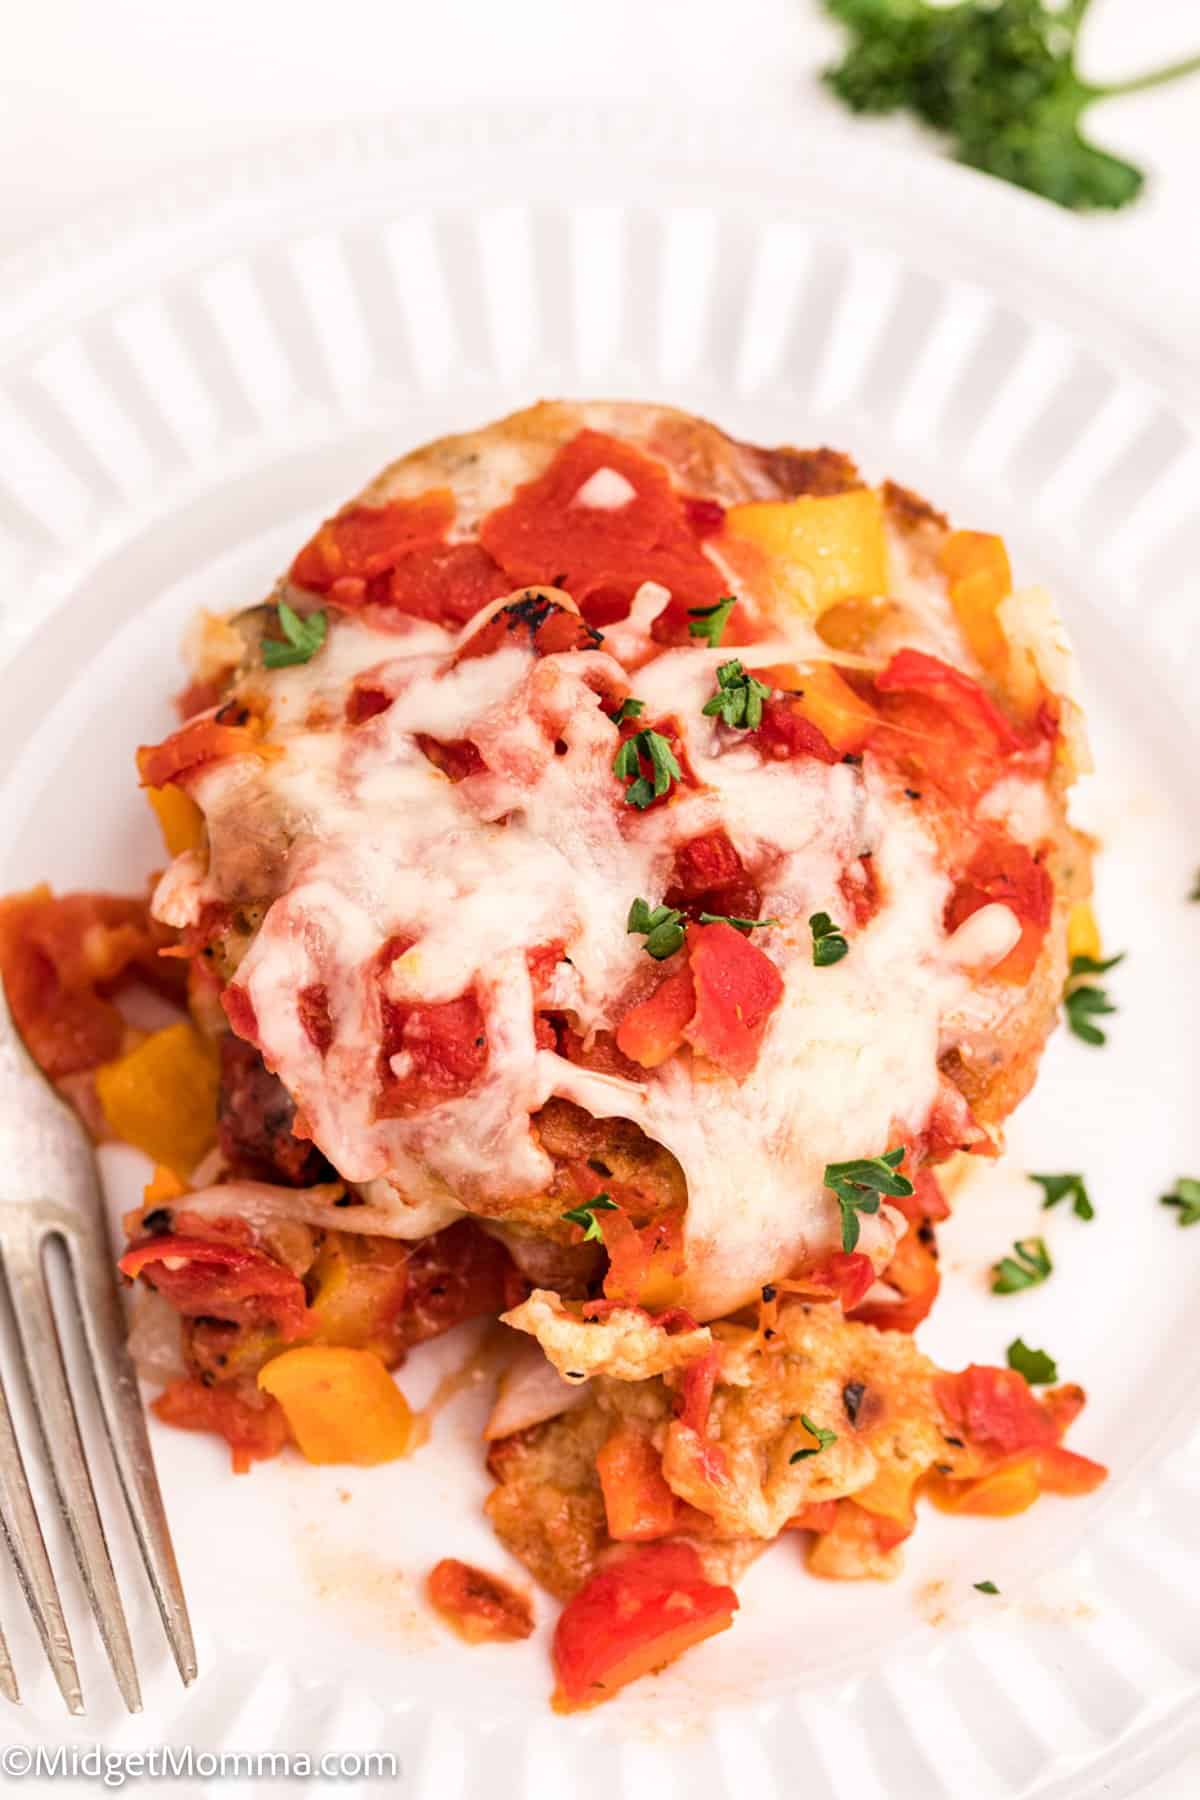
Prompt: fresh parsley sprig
<box><xmin>613</xmin><ymin>729</ymin><xmax>682</xmax><ymax>810</ymax></box>
<box><xmin>702</xmin><ymin>659</ymin><xmax>771</xmax><ymax>731</ymax></box>
<box><xmin>991</xmin><ymin>1236</ymin><xmax>1052</xmax><ymax>1295</ymax></box>
<box><xmin>824</xmin><ymin>1148</ymin><xmax>914</xmax><ymax>1252</ymax></box>
<box><xmin>627</xmin><ymin>897</ymin><xmax>686</xmax><ymax>961</ymax></box>
<box><xmin>1007</xmin><ymin>1338</ymin><xmax>1058</xmax><ymax>1385</ymax></box>
<box><xmin>1161</xmin><ymin>1178</ymin><xmax>1200</xmax><ymax>1228</ymax></box>
<box><xmin>611</xmin><ymin>697</ymin><xmax>646</xmax><ymax>725</ymax></box>
<box><xmin>809</xmin><ymin>912</ymin><xmax>849</xmax><ymax>967</ymax></box>
<box><xmin>687</xmin><ymin>596</ymin><xmax>738</xmax><ymax>648</ymax></box>
<box><xmin>1063</xmin><ymin>950</ymin><xmax>1123</xmax><ymax>1046</ymax></box>
<box><xmin>697</xmin><ymin>911</ymin><xmax>778</xmax><ymax>935</ymax></box>
<box><xmin>822</xmin><ymin>0</ymin><xmax>1200</xmax><ymax>213</ymax></box>
<box><xmin>263</xmin><ymin>601</ymin><xmax>328</xmax><ymax>669</ymax></box>
<box><xmin>789</xmin><ymin>1414</ymin><xmax>838</xmax><ymax>1464</ymax></box>
<box><xmin>1031</xmin><ymin>1171</ymin><xmax>1094</xmax><ymax>1223</ymax></box>
<box><xmin>561</xmin><ymin>1193</ymin><xmax>618</xmax><ymax>1243</ymax></box>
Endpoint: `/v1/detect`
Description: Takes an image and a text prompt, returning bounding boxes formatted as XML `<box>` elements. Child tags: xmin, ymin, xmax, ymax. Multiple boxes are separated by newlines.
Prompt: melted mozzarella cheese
<box><xmin>572</xmin><ymin>467</ymin><xmax>637</xmax><ymax>509</ymax></box>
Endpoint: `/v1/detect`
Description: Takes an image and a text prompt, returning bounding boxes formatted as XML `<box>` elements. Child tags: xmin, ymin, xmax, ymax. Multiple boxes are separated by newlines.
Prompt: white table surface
<box><xmin>2</xmin><ymin>1</ymin><xmax>1198</xmax><ymax>1791</ymax></box>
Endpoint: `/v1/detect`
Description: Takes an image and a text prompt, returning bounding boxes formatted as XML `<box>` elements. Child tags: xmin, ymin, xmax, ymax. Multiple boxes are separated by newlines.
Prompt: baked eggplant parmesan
<box><xmin>0</xmin><ymin>401</ymin><xmax>1107</xmax><ymax>1709</ymax></box>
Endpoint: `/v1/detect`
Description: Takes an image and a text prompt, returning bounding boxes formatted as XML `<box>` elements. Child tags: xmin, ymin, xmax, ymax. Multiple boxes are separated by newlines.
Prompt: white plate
<box><xmin>0</xmin><ymin>110</ymin><xmax>1198</xmax><ymax>1800</ymax></box>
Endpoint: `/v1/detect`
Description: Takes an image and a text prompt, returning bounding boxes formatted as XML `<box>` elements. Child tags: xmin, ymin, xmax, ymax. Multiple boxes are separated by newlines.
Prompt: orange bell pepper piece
<box><xmin>926</xmin><ymin>1453</ymin><xmax>1042</xmax><ymax>1517</ymax></box>
<box><xmin>939</xmin><ymin>530</ymin><xmax>1012</xmax><ymax>675</ymax></box>
<box><xmin>756</xmin><ymin>660</ymin><xmax>878</xmax><ymax>755</ymax></box>
<box><xmin>724</xmin><ymin>489</ymin><xmax>888</xmax><ymax>616</ymax></box>
<box><xmin>95</xmin><ymin>1021</ymin><xmax>219</xmax><ymax>1177</ymax></box>
<box><xmin>144</xmin><ymin>784</ymin><xmax>205</xmax><ymax>858</ymax></box>
<box><xmin>596</xmin><ymin>1426</ymin><xmax>678</xmax><ymax>1541</ymax></box>
<box><xmin>257</xmin><ymin>1346</ymin><xmax>414</xmax><ymax>1466</ymax></box>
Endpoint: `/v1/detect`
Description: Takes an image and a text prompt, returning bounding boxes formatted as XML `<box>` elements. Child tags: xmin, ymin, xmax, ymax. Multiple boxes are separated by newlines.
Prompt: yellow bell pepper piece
<box><xmin>145</xmin><ymin>784</ymin><xmax>205</xmax><ymax>858</ymax></box>
<box><xmin>758</xmin><ymin>659</ymin><xmax>877</xmax><ymax>755</ymax></box>
<box><xmin>96</xmin><ymin>1022</ymin><xmax>219</xmax><ymax>1177</ymax></box>
<box><xmin>724</xmin><ymin>489</ymin><xmax>888</xmax><ymax>616</ymax></box>
<box><xmin>257</xmin><ymin>1346</ymin><xmax>413</xmax><ymax>1465</ymax></box>
<box><xmin>939</xmin><ymin>531</ymin><xmax>1012</xmax><ymax>675</ymax></box>
<box><xmin>143</xmin><ymin>1164</ymin><xmax>189</xmax><ymax>1206</ymax></box>
<box><xmin>1067</xmin><ymin>901</ymin><xmax>1101</xmax><ymax>964</ymax></box>
<box><xmin>815</xmin><ymin>593</ymin><xmax>894</xmax><ymax>654</ymax></box>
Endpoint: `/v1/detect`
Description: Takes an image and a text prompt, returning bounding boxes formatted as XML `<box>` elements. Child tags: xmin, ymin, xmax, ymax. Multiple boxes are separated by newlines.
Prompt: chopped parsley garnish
<box><xmin>627</xmin><ymin>897</ymin><xmax>686</xmax><ymax>960</ymax></box>
<box><xmin>1007</xmin><ymin>1338</ymin><xmax>1058</xmax><ymax>1385</ymax></box>
<box><xmin>809</xmin><ymin>911</ymin><xmax>849</xmax><ymax>967</ymax></box>
<box><xmin>1031</xmin><ymin>1171</ymin><xmax>1094</xmax><ymax>1222</ymax></box>
<box><xmin>973</xmin><ymin>1581</ymin><xmax>1000</xmax><ymax>1596</ymax></box>
<box><xmin>613</xmin><ymin>729</ymin><xmax>682</xmax><ymax>810</ymax></box>
<box><xmin>1063</xmin><ymin>951</ymin><xmax>1123</xmax><ymax>1046</ymax></box>
<box><xmin>789</xmin><ymin>1414</ymin><xmax>838</xmax><ymax>1463</ymax></box>
<box><xmin>262</xmin><ymin>601</ymin><xmax>328</xmax><ymax>669</ymax></box>
<box><xmin>991</xmin><ymin>1236</ymin><xmax>1052</xmax><ymax>1295</ymax></box>
<box><xmin>687</xmin><ymin>596</ymin><xmax>738</xmax><ymax>648</ymax></box>
<box><xmin>697</xmin><ymin>912</ymin><xmax>779</xmax><ymax>935</ymax></box>
<box><xmin>1161</xmin><ymin>1178</ymin><xmax>1200</xmax><ymax>1228</ymax></box>
<box><xmin>1190</xmin><ymin>871</ymin><xmax>1200</xmax><ymax>902</ymax></box>
<box><xmin>611</xmin><ymin>697</ymin><xmax>645</xmax><ymax>724</ymax></box>
<box><xmin>701</xmin><ymin>659</ymin><xmax>771</xmax><ymax>731</ymax></box>
<box><xmin>824</xmin><ymin>1148</ymin><xmax>913</xmax><ymax>1252</ymax></box>
<box><xmin>561</xmin><ymin>1193</ymin><xmax>618</xmax><ymax>1243</ymax></box>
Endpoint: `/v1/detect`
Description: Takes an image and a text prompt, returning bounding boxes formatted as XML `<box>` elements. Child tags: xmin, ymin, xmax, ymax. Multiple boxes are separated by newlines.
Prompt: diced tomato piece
<box><xmin>416</xmin><ymin>734</ymin><xmax>486</xmax><ymax>782</ymax></box>
<box><xmin>596</xmin><ymin>1426</ymin><xmax>679</xmax><ymax>1541</ymax></box>
<box><xmin>935</xmin><ymin>1365</ymin><xmax>1059</xmax><ymax>1454</ymax></box>
<box><xmin>346</xmin><ymin>684</ymin><xmax>392</xmax><ymax>724</ymax></box>
<box><xmin>677</xmin><ymin>1349</ymin><xmax>720</xmax><ymax>1437</ymax></box>
<box><xmin>615</xmin><ymin>966</ymin><xmax>696</xmax><ymax>1070</ymax></box>
<box><xmin>387</xmin><ymin>542</ymin><xmax>513</xmax><ymax>625</ymax></box>
<box><xmin>152</xmin><ymin>1377</ymin><xmax>289</xmax><ymax>1474</ymax></box>
<box><xmin>289</xmin><ymin>491</ymin><xmax>455</xmax><ymax>593</ymax></box>
<box><xmin>119</xmin><ymin>1233</ymin><xmax>312</xmax><ymax>1340</ymax></box>
<box><xmin>480</xmin><ymin>430</ymin><xmax>726</xmax><ymax>630</ymax></box>
<box><xmin>551</xmin><ymin>1542</ymin><xmax>738</xmax><ymax>1711</ymax></box>
<box><xmin>683</xmin><ymin>497</ymin><xmax>726</xmax><ymax>537</ymax></box>
<box><xmin>684</xmin><ymin>921</ymin><xmax>783</xmax><ymax>1080</ymax></box>
<box><xmin>670</xmin><ymin>830</ymin><xmax>744</xmax><ymax>898</ymax></box>
<box><xmin>454</xmin><ymin>593</ymin><xmax>603</xmax><ymax>663</ymax></box>
<box><xmin>850</xmin><ymin>1219</ymin><xmax>940</xmax><ymax>1334</ymax></box>
<box><xmin>600</xmin><ymin>1209</ymin><xmax>685</xmax><ymax>1311</ymax></box>
<box><xmin>0</xmin><ymin>886</ymin><xmax>182</xmax><ymax>1080</ymax></box>
<box><xmin>786</xmin><ymin>1500</ymin><xmax>839</xmax><ymax>1533</ymax></box>
<box><xmin>945</xmin><ymin>837</ymin><xmax>1054</xmax><ymax>983</ymax></box>
<box><xmin>1035</xmin><ymin>1444</ymin><xmax>1107</xmax><ymax>1496</ymax></box>
<box><xmin>376</xmin><ymin>940</ymin><xmax>488</xmax><ymax>1114</ymax></box>
<box><xmin>426</xmin><ymin>1558</ymin><xmax>535</xmax><ymax>1643</ymax></box>
<box><xmin>876</xmin><ymin>649</ymin><xmax>1025</xmax><ymax>754</ymax></box>
<box><xmin>754</xmin><ymin>697</ymin><xmax>841</xmax><ymax>765</ymax></box>
<box><xmin>787</xmin><ymin>1252</ymin><xmax>877</xmax><ymax>1313</ymax></box>
<box><xmin>888</xmin><ymin>1166</ymin><xmax>950</xmax><ymax>1225</ymax></box>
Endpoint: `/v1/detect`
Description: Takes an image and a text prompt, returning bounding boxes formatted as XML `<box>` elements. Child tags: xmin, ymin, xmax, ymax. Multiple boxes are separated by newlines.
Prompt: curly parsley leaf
<box><xmin>262</xmin><ymin>601</ymin><xmax>328</xmax><ymax>669</ymax></box>
<box><xmin>1007</xmin><ymin>1338</ymin><xmax>1058</xmax><ymax>1385</ymax></box>
<box><xmin>991</xmin><ymin>1235</ymin><xmax>1052</xmax><ymax>1295</ymax></box>
<box><xmin>973</xmin><ymin>1580</ymin><xmax>1000</xmax><ymax>1596</ymax></box>
<box><xmin>627</xmin><ymin>897</ymin><xmax>686</xmax><ymax>960</ymax></box>
<box><xmin>687</xmin><ymin>596</ymin><xmax>738</xmax><ymax>648</ymax></box>
<box><xmin>611</xmin><ymin>697</ymin><xmax>645</xmax><ymax>724</ymax></box>
<box><xmin>789</xmin><ymin>1414</ymin><xmax>839</xmax><ymax>1463</ymax></box>
<box><xmin>613</xmin><ymin>729</ymin><xmax>682</xmax><ymax>810</ymax></box>
<box><xmin>697</xmin><ymin>912</ymin><xmax>779</xmax><ymax>935</ymax></box>
<box><xmin>561</xmin><ymin>1193</ymin><xmax>618</xmax><ymax>1243</ymax></box>
<box><xmin>809</xmin><ymin>911</ymin><xmax>849</xmax><ymax>967</ymax></box>
<box><xmin>824</xmin><ymin>1148</ymin><xmax>914</xmax><ymax>1252</ymax></box>
<box><xmin>822</xmin><ymin>0</ymin><xmax>1200</xmax><ymax>213</ymax></box>
<box><xmin>701</xmin><ymin>658</ymin><xmax>771</xmax><ymax>731</ymax></box>
<box><xmin>1031</xmin><ymin>1171</ymin><xmax>1094</xmax><ymax>1222</ymax></box>
<box><xmin>1161</xmin><ymin>1178</ymin><xmax>1200</xmax><ymax>1228</ymax></box>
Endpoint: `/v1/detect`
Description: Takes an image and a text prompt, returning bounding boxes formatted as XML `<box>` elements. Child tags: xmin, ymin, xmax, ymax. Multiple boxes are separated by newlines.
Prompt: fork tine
<box><xmin>62</xmin><ymin>1225</ymin><xmax>196</xmax><ymax>1687</ymax></box>
<box><xmin>0</xmin><ymin>1361</ymin><xmax>82</xmax><ymax>1712</ymax></box>
<box><xmin>2</xmin><ymin>1235</ymin><xmax>141</xmax><ymax>1712</ymax></box>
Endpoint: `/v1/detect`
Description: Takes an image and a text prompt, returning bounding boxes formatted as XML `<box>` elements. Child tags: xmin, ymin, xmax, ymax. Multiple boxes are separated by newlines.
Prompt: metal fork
<box><xmin>0</xmin><ymin>982</ymin><xmax>195</xmax><ymax>1712</ymax></box>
